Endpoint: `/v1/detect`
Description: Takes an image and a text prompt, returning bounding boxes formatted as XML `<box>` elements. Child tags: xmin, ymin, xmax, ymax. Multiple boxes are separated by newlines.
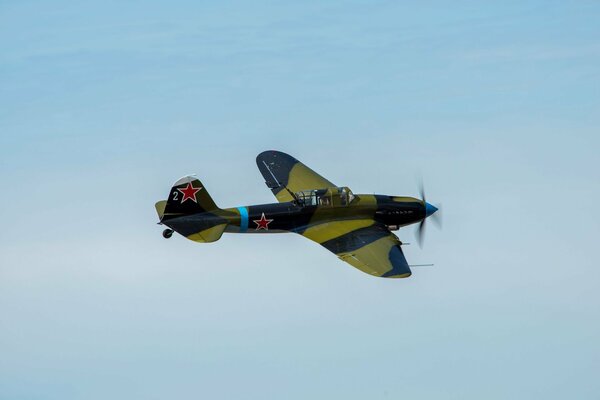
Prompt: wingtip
<box><xmin>256</xmin><ymin>150</ymin><xmax>297</xmax><ymax>164</ymax></box>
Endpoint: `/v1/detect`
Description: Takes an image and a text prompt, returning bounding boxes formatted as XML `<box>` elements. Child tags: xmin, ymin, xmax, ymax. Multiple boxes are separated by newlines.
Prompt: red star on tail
<box><xmin>253</xmin><ymin>213</ymin><xmax>273</xmax><ymax>230</ymax></box>
<box><xmin>177</xmin><ymin>182</ymin><xmax>202</xmax><ymax>203</ymax></box>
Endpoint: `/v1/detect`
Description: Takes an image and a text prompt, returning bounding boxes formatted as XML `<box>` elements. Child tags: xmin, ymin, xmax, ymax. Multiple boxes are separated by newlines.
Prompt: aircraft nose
<box><xmin>425</xmin><ymin>202</ymin><xmax>438</xmax><ymax>217</ymax></box>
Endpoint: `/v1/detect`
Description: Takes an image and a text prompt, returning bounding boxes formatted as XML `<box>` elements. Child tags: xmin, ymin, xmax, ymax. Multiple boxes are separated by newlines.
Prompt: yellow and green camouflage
<box><xmin>156</xmin><ymin>151</ymin><xmax>439</xmax><ymax>278</ymax></box>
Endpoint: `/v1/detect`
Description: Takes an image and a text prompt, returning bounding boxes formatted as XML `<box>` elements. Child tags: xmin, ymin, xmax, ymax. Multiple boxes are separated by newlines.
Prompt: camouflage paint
<box><xmin>156</xmin><ymin>151</ymin><xmax>433</xmax><ymax>278</ymax></box>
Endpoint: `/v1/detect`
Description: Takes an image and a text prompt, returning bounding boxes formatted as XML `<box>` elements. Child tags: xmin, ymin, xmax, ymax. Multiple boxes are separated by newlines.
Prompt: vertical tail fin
<box><xmin>161</xmin><ymin>176</ymin><xmax>219</xmax><ymax>221</ymax></box>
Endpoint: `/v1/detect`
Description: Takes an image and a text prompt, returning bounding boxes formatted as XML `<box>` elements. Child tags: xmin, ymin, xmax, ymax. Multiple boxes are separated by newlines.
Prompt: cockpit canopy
<box><xmin>295</xmin><ymin>187</ymin><xmax>355</xmax><ymax>207</ymax></box>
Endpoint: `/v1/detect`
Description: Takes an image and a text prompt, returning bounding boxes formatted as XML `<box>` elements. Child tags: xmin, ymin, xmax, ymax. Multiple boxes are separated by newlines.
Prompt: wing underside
<box><xmin>256</xmin><ymin>150</ymin><xmax>335</xmax><ymax>202</ymax></box>
<box><xmin>301</xmin><ymin>220</ymin><xmax>412</xmax><ymax>278</ymax></box>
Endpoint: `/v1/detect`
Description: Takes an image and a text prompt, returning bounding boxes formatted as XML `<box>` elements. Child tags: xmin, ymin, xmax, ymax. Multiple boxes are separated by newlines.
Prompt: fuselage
<box><xmin>163</xmin><ymin>194</ymin><xmax>427</xmax><ymax>236</ymax></box>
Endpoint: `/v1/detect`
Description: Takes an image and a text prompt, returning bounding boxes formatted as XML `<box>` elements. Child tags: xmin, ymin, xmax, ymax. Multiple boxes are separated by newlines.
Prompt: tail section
<box><xmin>161</xmin><ymin>176</ymin><xmax>218</xmax><ymax>220</ymax></box>
<box><xmin>157</xmin><ymin>176</ymin><xmax>228</xmax><ymax>243</ymax></box>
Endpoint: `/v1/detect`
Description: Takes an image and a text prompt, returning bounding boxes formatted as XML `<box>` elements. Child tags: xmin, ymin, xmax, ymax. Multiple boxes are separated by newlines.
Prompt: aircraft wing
<box><xmin>301</xmin><ymin>219</ymin><xmax>412</xmax><ymax>278</ymax></box>
<box><xmin>256</xmin><ymin>150</ymin><xmax>335</xmax><ymax>202</ymax></box>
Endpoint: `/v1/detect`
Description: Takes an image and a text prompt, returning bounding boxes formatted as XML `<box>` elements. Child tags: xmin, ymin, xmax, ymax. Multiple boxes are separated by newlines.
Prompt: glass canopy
<box><xmin>295</xmin><ymin>187</ymin><xmax>355</xmax><ymax>207</ymax></box>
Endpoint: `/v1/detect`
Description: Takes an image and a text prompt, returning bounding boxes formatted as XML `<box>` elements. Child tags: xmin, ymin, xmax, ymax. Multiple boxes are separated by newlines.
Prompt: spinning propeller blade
<box><xmin>415</xmin><ymin>178</ymin><xmax>441</xmax><ymax>249</ymax></box>
<box><xmin>416</xmin><ymin>219</ymin><xmax>426</xmax><ymax>248</ymax></box>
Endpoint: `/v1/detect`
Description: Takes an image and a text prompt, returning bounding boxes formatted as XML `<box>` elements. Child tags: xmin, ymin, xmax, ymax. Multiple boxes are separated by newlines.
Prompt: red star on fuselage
<box><xmin>177</xmin><ymin>182</ymin><xmax>202</xmax><ymax>203</ymax></box>
<box><xmin>253</xmin><ymin>212</ymin><xmax>273</xmax><ymax>230</ymax></box>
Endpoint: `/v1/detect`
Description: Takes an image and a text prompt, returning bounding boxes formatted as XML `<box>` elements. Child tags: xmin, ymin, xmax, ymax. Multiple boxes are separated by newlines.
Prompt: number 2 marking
<box><xmin>172</xmin><ymin>191</ymin><xmax>179</xmax><ymax>201</ymax></box>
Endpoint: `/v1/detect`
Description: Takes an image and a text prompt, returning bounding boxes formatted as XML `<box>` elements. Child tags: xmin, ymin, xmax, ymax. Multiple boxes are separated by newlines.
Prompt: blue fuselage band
<box><xmin>237</xmin><ymin>207</ymin><xmax>249</xmax><ymax>233</ymax></box>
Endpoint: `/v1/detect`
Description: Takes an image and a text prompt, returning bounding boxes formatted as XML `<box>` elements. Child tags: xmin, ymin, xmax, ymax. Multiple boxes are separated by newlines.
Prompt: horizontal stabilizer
<box><xmin>155</xmin><ymin>200</ymin><xmax>167</xmax><ymax>220</ymax></box>
<box><xmin>187</xmin><ymin>223</ymin><xmax>227</xmax><ymax>243</ymax></box>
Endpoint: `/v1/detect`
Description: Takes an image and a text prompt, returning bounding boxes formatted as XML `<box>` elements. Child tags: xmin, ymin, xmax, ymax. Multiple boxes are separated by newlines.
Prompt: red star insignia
<box><xmin>177</xmin><ymin>182</ymin><xmax>202</xmax><ymax>203</ymax></box>
<box><xmin>253</xmin><ymin>212</ymin><xmax>273</xmax><ymax>230</ymax></box>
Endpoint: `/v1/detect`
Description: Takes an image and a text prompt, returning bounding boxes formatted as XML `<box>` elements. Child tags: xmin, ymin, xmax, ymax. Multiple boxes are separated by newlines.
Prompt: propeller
<box><xmin>415</xmin><ymin>178</ymin><xmax>442</xmax><ymax>248</ymax></box>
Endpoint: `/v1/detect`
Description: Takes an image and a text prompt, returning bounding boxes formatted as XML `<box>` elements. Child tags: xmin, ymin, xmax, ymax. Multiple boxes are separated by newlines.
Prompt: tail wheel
<box><xmin>162</xmin><ymin>229</ymin><xmax>174</xmax><ymax>239</ymax></box>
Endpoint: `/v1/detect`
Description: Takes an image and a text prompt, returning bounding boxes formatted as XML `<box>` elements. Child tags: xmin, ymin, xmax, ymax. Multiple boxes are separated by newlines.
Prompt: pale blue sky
<box><xmin>1</xmin><ymin>1</ymin><xmax>599</xmax><ymax>399</ymax></box>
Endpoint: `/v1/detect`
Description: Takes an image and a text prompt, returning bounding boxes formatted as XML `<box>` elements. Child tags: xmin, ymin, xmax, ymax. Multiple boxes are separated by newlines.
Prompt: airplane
<box><xmin>155</xmin><ymin>150</ymin><xmax>440</xmax><ymax>278</ymax></box>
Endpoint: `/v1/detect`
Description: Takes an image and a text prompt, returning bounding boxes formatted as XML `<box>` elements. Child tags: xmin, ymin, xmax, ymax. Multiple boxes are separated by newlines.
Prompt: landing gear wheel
<box><xmin>162</xmin><ymin>229</ymin><xmax>173</xmax><ymax>239</ymax></box>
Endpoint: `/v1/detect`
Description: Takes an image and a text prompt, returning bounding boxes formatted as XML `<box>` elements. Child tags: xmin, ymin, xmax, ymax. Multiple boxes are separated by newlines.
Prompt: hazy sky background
<box><xmin>1</xmin><ymin>1</ymin><xmax>599</xmax><ymax>398</ymax></box>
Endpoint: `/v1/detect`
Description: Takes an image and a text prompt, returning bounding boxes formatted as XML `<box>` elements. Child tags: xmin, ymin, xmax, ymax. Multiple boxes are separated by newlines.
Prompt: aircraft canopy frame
<box><xmin>295</xmin><ymin>187</ymin><xmax>355</xmax><ymax>207</ymax></box>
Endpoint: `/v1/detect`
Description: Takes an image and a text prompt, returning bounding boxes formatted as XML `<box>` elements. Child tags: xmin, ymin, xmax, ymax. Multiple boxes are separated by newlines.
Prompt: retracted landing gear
<box><xmin>162</xmin><ymin>229</ymin><xmax>174</xmax><ymax>239</ymax></box>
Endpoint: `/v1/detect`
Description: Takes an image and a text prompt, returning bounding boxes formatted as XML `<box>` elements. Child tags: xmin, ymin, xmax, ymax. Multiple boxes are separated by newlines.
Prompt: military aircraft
<box><xmin>155</xmin><ymin>150</ymin><xmax>440</xmax><ymax>278</ymax></box>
